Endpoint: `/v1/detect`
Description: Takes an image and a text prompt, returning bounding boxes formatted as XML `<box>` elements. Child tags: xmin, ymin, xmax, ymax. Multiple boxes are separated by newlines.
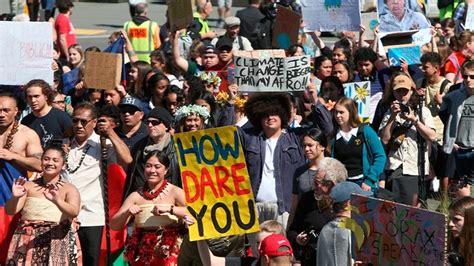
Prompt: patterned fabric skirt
<box><xmin>124</xmin><ymin>226</ymin><xmax>184</xmax><ymax>266</ymax></box>
<box><xmin>6</xmin><ymin>220</ymin><xmax>82</xmax><ymax>266</ymax></box>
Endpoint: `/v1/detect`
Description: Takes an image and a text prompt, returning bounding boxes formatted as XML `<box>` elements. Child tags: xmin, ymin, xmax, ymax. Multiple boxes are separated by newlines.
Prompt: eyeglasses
<box><xmin>120</xmin><ymin>108</ymin><xmax>139</xmax><ymax>115</ymax></box>
<box><xmin>72</xmin><ymin>117</ymin><xmax>94</xmax><ymax>126</ymax></box>
<box><xmin>146</xmin><ymin>119</ymin><xmax>162</xmax><ymax>126</ymax></box>
<box><xmin>462</xmin><ymin>74</ymin><xmax>474</xmax><ymax>80</ymax></box>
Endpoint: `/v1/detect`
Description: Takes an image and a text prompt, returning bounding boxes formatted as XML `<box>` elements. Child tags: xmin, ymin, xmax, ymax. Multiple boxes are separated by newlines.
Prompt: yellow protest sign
<box><xmin>174</xmin><ymin>126</ymin><xmax>260</xmax><ymax>241</ymax></box>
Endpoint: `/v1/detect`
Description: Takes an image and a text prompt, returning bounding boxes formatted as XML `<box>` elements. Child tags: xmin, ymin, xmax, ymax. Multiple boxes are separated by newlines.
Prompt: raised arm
<box><xmin>171</xmin><ymin>31</ymin><xmax>190</xmax><ymax>73</ymax></box>
<box><xmin>5</xmin><ymin>178</ymin><xmax>28</xmax><ymax>215</ymax></box>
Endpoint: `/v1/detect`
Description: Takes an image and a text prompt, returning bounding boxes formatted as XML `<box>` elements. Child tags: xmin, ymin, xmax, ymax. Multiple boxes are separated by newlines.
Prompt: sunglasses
<box><xmin>462</xmin><ymin>74</ymin><xmax>474</xmax><ymax>80</ymax></box>
<box><xmin>146</xmin><ymin>119</ymin><xmax>162</xmax><ymax>126</ymax></box>
<box><xmin>72</xmin><ymin>117</ymin><xmax>94</xmax><ymax>126</ymax></box>
<box><xmin>120</xmin><ymin>107</ymin><xmax>139</xmax><ymax>115</ymax></box>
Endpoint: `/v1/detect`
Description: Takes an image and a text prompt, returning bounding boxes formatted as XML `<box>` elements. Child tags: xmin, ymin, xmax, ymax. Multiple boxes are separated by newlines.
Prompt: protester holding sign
<box><xmin>111</xmin><ymin>151</ymin><xmax>191</xmax><ymax>265</ymax></box>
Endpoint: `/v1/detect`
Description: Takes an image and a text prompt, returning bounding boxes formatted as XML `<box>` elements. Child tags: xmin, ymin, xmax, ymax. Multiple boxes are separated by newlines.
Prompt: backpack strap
<box><xmin>439</xmin><ymin>79</ymin><xmax>451</xmax><ymax>94</ymax></box>
<box><xmin>238</xmin><ymin>35</ymin><xmax>244</xmax><ymax>50</ymax></box>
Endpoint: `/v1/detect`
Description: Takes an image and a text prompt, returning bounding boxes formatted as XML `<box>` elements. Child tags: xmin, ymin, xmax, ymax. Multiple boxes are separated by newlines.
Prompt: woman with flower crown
<box><xmin>5</xmin><ymin>146</ymin><xmax>82</xmax><ymax>265</ymax></box>
<box><xmin>173</xmin><ymin>104</ymin><xmax>211</xmax><ymax>133</ymax></box>
<box><xmin>111</xmin><ymin>150</ymin><xmax>192</xmax><ymax>266</ymax></box>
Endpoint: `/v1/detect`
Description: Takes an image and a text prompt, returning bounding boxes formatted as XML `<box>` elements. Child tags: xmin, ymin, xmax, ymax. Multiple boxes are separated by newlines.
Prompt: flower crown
<box><xmin>198</xmin><ymin>72</ymin><xmax>222</xmax><ymax>88</ymax></box>
<box><xmin>174</xmin><ymin>104</ymin><xmax>210</xmax><ymax>124</ymax></box>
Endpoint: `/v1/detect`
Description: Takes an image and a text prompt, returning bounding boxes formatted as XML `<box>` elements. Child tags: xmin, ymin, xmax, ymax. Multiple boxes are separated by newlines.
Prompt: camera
<box><xmin>304</xmin><ymin>226</ymin><xmax>319</xmax><ymax>243</ymax></box>
<box><xmin>399</xmin><ymin>102</ymin><xmax>410</xmax><ymax>113</ymax></box>
<box><xmin>447</xmin><ymin>252</ymin><xmax>464</xmax><ymax>266</ymax></box>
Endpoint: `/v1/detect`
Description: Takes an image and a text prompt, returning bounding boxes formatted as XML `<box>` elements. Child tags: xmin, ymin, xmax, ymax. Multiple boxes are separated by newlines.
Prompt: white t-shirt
<box><xmin>256</xmin><ymin>138</ymin><xmax>278</xmax><ymax>202</ymax></box>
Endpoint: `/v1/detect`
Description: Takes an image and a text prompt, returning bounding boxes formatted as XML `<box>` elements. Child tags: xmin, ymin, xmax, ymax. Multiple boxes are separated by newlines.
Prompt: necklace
<box><xmin>66</xmin><ymin>144</ymin><xmax>91</xmax><ymax>174</ymax></box>
<box><xmin>143</xmin><ymin>180</ymin><xmax>169</xmax><ymax>201</ymax></box>
<box><xmin>3</xmin><ymin>120</ymin><xmax>19</xmax><ymax>150</ymax></box>
<box><xmin>35</xmin><ymin>176</ymin><xmax>63</xmax><ymax>190</ymax></box>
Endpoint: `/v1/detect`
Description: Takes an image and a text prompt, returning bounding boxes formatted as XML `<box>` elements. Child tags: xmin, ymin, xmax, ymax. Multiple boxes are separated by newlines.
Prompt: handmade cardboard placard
<box><xmin>361</xmin><ymin>12</ymin><xmax>378</xmax><ymax>41</ymax></box>
<box><xmin>234</xmin><ymin>55</ymin><xmax>311</xmax><ymax>92</ymax></box>
<box><xmin>0</xmin><ymin>22</ymin><xmax>53</xmax><ymax>85</ymax></box>
<box><xmin>272</xmin><ymin>6</ymin><xmax>301</xmax><ymax>49</ymax></box>
<box><xmin>343</xmin><ymin>81</ymin><xmax>371</xmax><ymax>122</ymax></box>
<box><xmin>377</xmin><ymin>0</ymin><xmax>430</xmax><ymax>33</ymax></box>
<box><xmin>84</xmin><ymin>51</ymin><xmax>122</xmax><ymax>90</ymax></box>
<box><xmin>387</xmin><ymin>45</ymin><xmax>421</xmax><ymax>66</ymax></box>
<box><xmin>350</xmin><ymin>195</ymin><xmax>447</xmax><ymax>266</ymax></box>
<box><xmin>301</xmin><ymin>0</ymin><xmax>361</xmax><ymax>32</ymax></box>
<box><xmin>167</xmin><ymin>0</ymin><xmax>193</xmax><ymax>30</ymax></box>
<box><xmin>174</xmin><ymin>126</ymin><xmax>260</xmax><ymax>241</ymax></box>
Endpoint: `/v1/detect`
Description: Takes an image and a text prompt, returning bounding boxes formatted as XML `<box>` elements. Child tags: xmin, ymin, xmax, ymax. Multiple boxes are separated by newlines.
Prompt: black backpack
<box><xmin>248</xmin><ymin>18</ymin><xmax>272</xmax><ymax>49</ymax></box>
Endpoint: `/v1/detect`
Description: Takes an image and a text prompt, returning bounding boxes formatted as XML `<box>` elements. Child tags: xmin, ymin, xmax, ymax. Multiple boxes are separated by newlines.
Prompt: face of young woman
<box><xmin>41</xmin><ymin>149</ymin><xmax>64</xmax><ymax>177</ymax></box>
<box><xmin>69</xmin><ymin>48</ymin><xmax>82</xmax><ymax>66</ymax></box>
<box><xmin>449</xmin><ymin>210</ymin><xmax>465</xmax><ymax>238</ymax></box>
<box><xmin>318</xmin><ymin>60</ymin><xmax>333</xmax><ymax>79</ymax></box>
<box><xmin>303</xmin><ymin>136</ymin><xmax>324</xmax><ymax>161</ymax></box>
<box><xmin>128</xmin><ymin>67</ymin><xmax>138</xmax><ymax>83</ymax></box>
<box><xmin>184</xmin><ymin>115</ymin><xmax>203</xmax><ymax>132</ymax></box>
<box><xmin>334</xmin><ymin>104</ymin><xmax>350</xmax><ymax>128</ymax></box>
<box><xmin>144</xmin><ymin>156</ymin><xmax>168</xmax><ymax>184</ymax></box>
<box><xmin>332</xmin><ymin>63</ymin><xmax>350</xmax><ymax>83</ymax></box>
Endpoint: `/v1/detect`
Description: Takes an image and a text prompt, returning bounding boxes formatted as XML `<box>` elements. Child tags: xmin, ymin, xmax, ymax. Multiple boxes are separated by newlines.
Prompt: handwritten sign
<box><xmin>466</xmin><ymin>4</ymin><xmax>474</xmax><ymax>30</ymax></box>
<box><xmin>83</xmin><ymin>51</ymin><xmax>122</xmax><ymax>90</ymax></box>
<box><xmin>387</xmin><ymin>45</ymin><xmax>421</xmax><ymax>66</ymax></box>
<box><xmin>361</xmin><ymin>12</ymin><xmax>378</xmax><ymax>41</ymax></box>
<box><xmin>272</xmin><ymin>6</ymin><xmax>301</xmax><ymax>49</ymax></box>
<box><xmin>167</xmin><ymin>0</ymin><xmax>193</xmax><ymax>30</ymax></box>
<box><xmin>350</xmin><ymin>195</ymin><xmax>447</xmax><ymax>265</ymax></box>
<box><xmin>0</xmin><ymin>22</ymin><xmax>53</xmax><ymax>85</ymax></box>
<box><xmin>300</xmin><ymin>0</ymin><xmax>361</xmax><ymax>31</ymax></box>
<box><xmin>344</xmin><ymin>81</ymin><xmax>371</xmax><ymax>122</ymax></box>
<box><xmin>175</xmin><ymin>126</ymin><xmax>260</xmax><ymax>241</ymax></box>
<box><xmin>234</xmin><ymin>55</ymin><xmax>311</xmax><ymax>92</ymax></box>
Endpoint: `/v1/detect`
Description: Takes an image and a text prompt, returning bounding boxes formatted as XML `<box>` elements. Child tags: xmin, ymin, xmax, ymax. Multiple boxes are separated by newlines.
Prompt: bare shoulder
<box><xmin>169</xmin><ymin>184</ymin><xmax>184</xmax><ymax>194</ymax></box>
<box><xmin>17</xmin><ymin>124</ymin><xmax>41</xmax><ymax>143</ymax></box>
<box><xmin>61</xmin><ymin>182</ymin><xmax>80</xmax><ymax>193</ymax></box>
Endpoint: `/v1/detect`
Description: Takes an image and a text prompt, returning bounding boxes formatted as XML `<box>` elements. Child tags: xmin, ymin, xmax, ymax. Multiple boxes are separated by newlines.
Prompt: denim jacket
<box><xmin>238</xmin><ymin>105</ymin><xmax>319</xmax><ymax>214</ymax></box>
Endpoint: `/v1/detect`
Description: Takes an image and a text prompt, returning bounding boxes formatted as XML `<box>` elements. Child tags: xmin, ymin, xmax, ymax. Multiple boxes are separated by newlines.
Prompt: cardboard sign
<box><xmin>387</xmin><ymin>45</ymin><xmax>421</xmax><ymax>66</ymax></box>
<box><xmin>234</xmin><ymin>55</ymin><xmax>311</xmax><ymax>92</ymax></box>
<box><xmin>234</xmin><ymin>49</ymin><xmax>286</xmax><ymax>58</ymax></box>
<box><xmin>300</xmin><ymin>0</ymin><xmax>361</xmax><ymax>32</ymax></box>
<box><xmin>350</xmin><ymin>195</ymin><xmax>447</xmax><ymax>265</ymax></box>
<box><xmin>175</xmin><ymin>126</ymin><xmax>260</xmax><ymax>241</ymax></box>
<box><xmin>84</xmin><ymin>51</ymin><xmax>122</xmax><ymax>90</ymax></box>
<box><xmin>272</xmin><ymin>6</ymin><xmax>302</xmax><ymax>49</ymax></box>
<box><xmin>0</xmin><ymin>22</ymin><xmax>53</xmax><ymax>85</ymax></box>
<box><xmin>466</xmin><ymin>4</ymin><xmax>474</xmax><ymax>30</ymax></box>
<box><xmin>361</xmin><ymin>12</ymin><xmax>378</xmax><ymax>41</ymax></box>
<box><xmin>167</xmin><ymin>0</ymin><xmax>193</xmax><ymax>30</ymax></box>
<box><xmin>343</xmin><ymin>81</ymin><xmax>371</xmax><ymax>122</ymax></box>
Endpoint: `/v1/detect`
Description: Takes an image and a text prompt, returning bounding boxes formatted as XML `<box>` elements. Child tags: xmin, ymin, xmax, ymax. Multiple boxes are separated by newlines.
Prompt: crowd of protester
<box><xmin>1</xmin><ymin>0</ymin><xmax>474</xmax><ymax>265</ymax></box>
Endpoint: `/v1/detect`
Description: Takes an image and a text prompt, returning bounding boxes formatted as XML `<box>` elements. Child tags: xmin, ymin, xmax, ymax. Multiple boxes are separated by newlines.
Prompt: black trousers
<box><xmin>78</xmin><ymin>226</ymin><xmax>104</xmax><ymax>266</ymax></box>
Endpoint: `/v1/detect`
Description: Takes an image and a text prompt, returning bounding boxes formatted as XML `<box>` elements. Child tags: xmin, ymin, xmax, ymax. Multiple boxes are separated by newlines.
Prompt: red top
<box><xmin>443</xmin><ymin>51</ymin><xmax>465</xmax><ymax>75</ymax></box>
<box><xmin>55</xmin><ymin>13</ymin><xmax>77</xmax><ymax>49</ymax></box>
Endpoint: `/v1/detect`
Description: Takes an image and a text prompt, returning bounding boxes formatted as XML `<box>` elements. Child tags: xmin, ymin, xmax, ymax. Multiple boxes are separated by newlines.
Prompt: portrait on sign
<box><xmin>377</xmin><ymin>0</ymin><xmax>430</xmax><ymax>33</ymax></box>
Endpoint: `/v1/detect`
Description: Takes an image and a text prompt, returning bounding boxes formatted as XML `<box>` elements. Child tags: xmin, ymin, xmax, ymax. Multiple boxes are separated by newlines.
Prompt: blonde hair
<box><xmin>260</xmin><ymin>220</ymin><xmax>286</xmax><ymax>237</ymax></box>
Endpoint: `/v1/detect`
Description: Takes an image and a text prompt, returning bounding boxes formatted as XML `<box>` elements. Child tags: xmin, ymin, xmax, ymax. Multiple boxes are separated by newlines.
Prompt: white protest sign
<box><xmin>301</xmin><ymin>0</ymin><xmax>361</xmax><ymax>32</ymax></box>
<box><xmin>0</xmin><ymin>22</ymin><xmax>53</xmax><ymax>85</ymax></box>
<box><xmin>344</xmin><ymin>81</ymin><xmax>372</xmax><ymax>122</ymax></box>
<box><xmin>234</xmin><ymin>55</ymin><xmax>311</xmax><ymax>92</ymax></box>
<box><xmin>466</xmin><ymin>4</ymin><xmax>474</xmax><ymax>30</ymax></box>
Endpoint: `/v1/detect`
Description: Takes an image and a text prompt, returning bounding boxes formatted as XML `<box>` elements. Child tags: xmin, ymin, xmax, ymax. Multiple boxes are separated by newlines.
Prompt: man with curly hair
<box><xmin>240</xmin><ymin>92</ymin><xmax>319</xmax><ymax>229</ymax></box>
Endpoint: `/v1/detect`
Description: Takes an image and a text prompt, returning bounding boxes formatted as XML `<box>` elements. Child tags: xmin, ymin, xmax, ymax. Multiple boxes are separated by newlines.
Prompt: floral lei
<box><xmin>198</xmin><ymin>71</ymin><xmax>222</xmax><ymax>88</ymax></box>
<box><xmin>174</xmin><ymin>104</ymin><xmax>210</xmax><ymax>124</ymax></box>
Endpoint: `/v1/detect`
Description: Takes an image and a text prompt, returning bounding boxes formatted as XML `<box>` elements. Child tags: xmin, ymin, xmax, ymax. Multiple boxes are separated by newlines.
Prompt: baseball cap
<box><xmin>329</xmin><ymin>181</ymin><xmax>373</xmax><ymax>203</ymax></box>
<box><xmin>259</xmin><ymin>234</ymin><xmax>293</xmax><ymax>257</ymax></box>
<box><xmin>392</xmin><ymin>75</ymin><xmax>413</xmax><ymax>91</ymax></box>
<box><xmin>216</xmin><ymin>37</ymin><xmax>233</xmax><ymax>51</ymax></box>
<box><xmin>225</xmin><ymin>16</ymin><xmax>240</xmax><ymax>28</ymax></box>
<box><xmin>147</xmin><ymin>106</ymin><xmax>173</xmax><ymax>129</ymax></box>
<box><xmin>201</xmin><ymin>44</ymin><xmax>217</xmax><ymax>55</ymax></box>
<box><xmin>118</xmin><ymin>96</ymin><xmax>143</xmax><ymax>112</ymax></box>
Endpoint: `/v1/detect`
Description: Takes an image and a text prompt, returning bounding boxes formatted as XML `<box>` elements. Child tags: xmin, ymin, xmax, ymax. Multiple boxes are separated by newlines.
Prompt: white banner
<box><xmin>301</xmin><ymin>0</ymin><xmax>361</xmax><ymax>32</ymax></box>
<box><xmin>0</xmin><ymin>22</ymin><xmax>53</xmax><ymax>85</ymax></box>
